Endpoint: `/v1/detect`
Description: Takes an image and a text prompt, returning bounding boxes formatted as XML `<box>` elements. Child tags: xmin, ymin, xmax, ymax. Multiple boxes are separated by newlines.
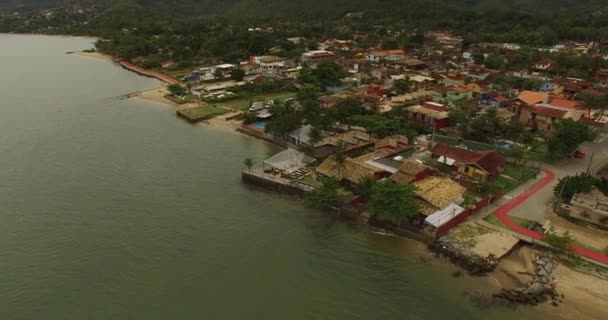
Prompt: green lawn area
<box><xmin>495</xmin><ymin>175</ymin><xmax>519</xmax><ymax>193</ymax></box>
<box><xmin>484</xmin><ymin>214</ymin><xmax>537</xmax><ymax>229</ymax></box>
<box><xmin>299</xmin><ymin>174</ymin><xmax>322</xmax><ymax>187</ymax></box>
<box><xmin>400</xmin><ymin>148</ymin><xmax>417</xmax><ymax>159</ymax></box>
<box><xmin>502</xmin><ymin>164</ymin><xmax>540</xmax><ymax>181</ymax></box>
<box><xmin>222</xmin><ymin>91</ymin><xmax>296</xmax><ymax>110</ymax></box>
<box><xmin>165</xmin><ymin>94</ymin><xmax>197</xmax><ymax>105</ymax></box>
<box><xmin>179</xmin><ymin>104</ymin><xmax>229</xmax><ymax>121</ymax></box>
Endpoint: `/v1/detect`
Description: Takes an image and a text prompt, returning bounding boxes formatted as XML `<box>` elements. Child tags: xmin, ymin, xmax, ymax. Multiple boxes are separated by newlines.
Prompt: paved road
<box><xmin>506</xmin><ymin>133</ymin><xmax>608</xmax><ymax>223</ymax></box>
<box><xmin>493</xmin><ymin>168</ymin><xmax>608</xmax><ymax>265</ymax></box>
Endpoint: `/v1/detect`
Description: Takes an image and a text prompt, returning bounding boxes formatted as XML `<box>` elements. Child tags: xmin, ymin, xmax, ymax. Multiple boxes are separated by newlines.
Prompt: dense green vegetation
<box><xmin>553</xmin><ymin>172</ymin><xmax>608</xmax><ymax>201</ymax></box>
<box><xmin>304</xmin><ymin>176</ymin><xmax>341</xmax><ymax>209</ymax></box>
<box><xmin>368</xmin><ymin>181</ymin><xmax>419</xmax><ymax>225</ymax></box>
<box><xmin>547</xmin><ymin>119</ymin><xmax>594</xmax><ymax>158</ymax></box>
<box><xmin>4</xmin><ymin>0</ymin><xmax>608</xmax><ymax>66</ymax></box>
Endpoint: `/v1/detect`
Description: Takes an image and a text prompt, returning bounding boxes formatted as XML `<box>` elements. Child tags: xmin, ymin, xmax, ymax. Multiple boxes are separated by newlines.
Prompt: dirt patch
<box><xmin>547</xmin><ymin>209</ymin><xmax>608</xmax><ymax>253</ymax></box>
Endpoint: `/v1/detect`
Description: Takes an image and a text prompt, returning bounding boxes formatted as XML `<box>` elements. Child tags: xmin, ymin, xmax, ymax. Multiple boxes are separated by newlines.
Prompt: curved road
<box><xmin>494</xmin><ymin>168</ymin><xmax>608</xmax><ymax>265</ymax></box>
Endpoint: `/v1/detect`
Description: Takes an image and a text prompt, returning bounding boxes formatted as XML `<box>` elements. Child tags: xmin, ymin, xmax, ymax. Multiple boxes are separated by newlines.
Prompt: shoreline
<box><xmin>70</xmin><ymin>44</ymin><xmax>608</xmax><ymax>319</ymax></box>
<box><xmin>73</xmin><ymin>50</ymin><xmax>114</xmax><ymax>63</ymax></box>
<box><xmin>70</xmin><ymin>48</ymin><xmax>247</xmax><ymax>134</ymax></box>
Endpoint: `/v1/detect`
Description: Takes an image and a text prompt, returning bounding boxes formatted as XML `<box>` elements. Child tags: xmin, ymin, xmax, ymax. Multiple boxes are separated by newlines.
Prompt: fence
<box><xmin>434</xmin><ymin>193</ymin><xmax>502</xmax><ymax>237</ymax></box>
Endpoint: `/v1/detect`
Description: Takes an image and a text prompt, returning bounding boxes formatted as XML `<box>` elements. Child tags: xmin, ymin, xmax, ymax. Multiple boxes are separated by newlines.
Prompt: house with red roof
<box><xmin>480</xmin><ymin>92</ymin><xmax>508</xmax><ymax>108</ymax></box>
<box><xmin>406</xmin><ymin>102</ymin><xmax>449</xmax><ymax>130</ymax></box>
<box><xmin>518</xmin><ymin>103</ymin><xmax>585</xmax><ymax>131</ymax></box>
<box><xmin>430</xmin><ymin>143</ymin><xmax>505</xmax><ymax>183</ymax></box>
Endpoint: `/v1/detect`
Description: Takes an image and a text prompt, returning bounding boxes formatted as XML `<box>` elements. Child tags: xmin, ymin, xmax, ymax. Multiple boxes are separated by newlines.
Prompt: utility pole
<box><xmin>586</xmin><ymin>152</ymin><xmax>595</xmax><ymax>175</ymax></box>
<box><xmin>554</xmin><ymin>176</ymin><xmax>568</xmax><ymax>213</ymax></box>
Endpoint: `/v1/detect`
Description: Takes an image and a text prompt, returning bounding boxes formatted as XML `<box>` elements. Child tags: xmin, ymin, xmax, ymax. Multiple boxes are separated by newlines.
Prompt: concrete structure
<box><xmin>559</xmin><ymin>188</ymin><xmax>608</xmax><ymax>226</ymax></box>
<box><xmin>302</xmin><ymin>50</ymin><xmax>335</xmax><ymax>62</ymax></box>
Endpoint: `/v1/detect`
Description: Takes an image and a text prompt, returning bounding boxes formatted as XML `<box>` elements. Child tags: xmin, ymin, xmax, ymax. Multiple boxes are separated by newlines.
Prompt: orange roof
<box><xmin>454</xmin><ymin>86</ymin><xmax>473</xmax><ymax>94</ymax></box>
<box><xmin>516</xmin><ymin>90</ymin><xmax>548</xmax><ymax>106</ymax></box>
<box><xmin>386</xmin><ymin>49</ymin><xmax>406</xmax><ymax>55</ymax></box>
<box><xmin>549</xmin><ymin>97</ymin><xmax>578</xmax><ymax>109</ymax></box>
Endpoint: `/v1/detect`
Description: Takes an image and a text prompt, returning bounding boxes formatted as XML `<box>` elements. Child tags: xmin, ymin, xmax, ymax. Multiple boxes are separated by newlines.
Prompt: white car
<box><xmin>249</xmin><ymin>101</ymin><xmax>265</xmax><ymax>112</ymax></box>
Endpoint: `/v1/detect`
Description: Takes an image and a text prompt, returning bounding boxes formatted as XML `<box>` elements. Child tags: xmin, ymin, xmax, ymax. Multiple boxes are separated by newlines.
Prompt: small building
<box><xmin>425</xmin><ymin>203</ymin><xmax>466</xmax><ymax>230</ymax></box>
<box><xmin>559</xmin><ymin>188</ymin><xmax>608</xmax><ymax>227</ymax></box>
<box><xmin>518</xmin><ymin>103</ymin><xmax>584</xmax><ymax>131</ymax></box>
<box><xmin>311</xmin><ymin>130</ymin><xmax>375</xmax><ymax>161</ymax></box>
<box><xmin>263</xmin><ymin>149</ymin><xmax>316</xmax><ymax>174</ymax></box>
<box><xmin>446</xmin><ymin>86</ymin><xmax>474</xmax><ymax>103</ymax></box>
<box><xmin>285</xmin><ymin>125</ymin><xmax>315</xmax><ymax>146</ymax></box>
<box><xmin>408</xmin><ymin>75</ymin><xmax>435</xmax><ymax>92</ymax></box>
<box><xmin>366</xmin><ymin>50</ymin><xmax>389</xmax><ymax>63</ymax></box>
<box><xmin>390</xmin><ymin>160</ymin><xmax>433</xmax><ymax>184</ymax></box>
<box><xmin>430</xmin><ymin>143</ymin><xmax>505</xmax><ymax>182</ymax></box>
<box><xmin>373</xmin><ymin>135</ymin><xmax>411</xmax><ymax>158</ymax></box>
<box><xmin>396</xmin><ymin>58</ymin><xmax>427</xmax><ymax>70</ymax></box>
<box><xmin>386</xmin><ymin>49</ymin><xmax>407</xmax><ymax>61</ymax></box>
<box><xmin>406</xmin><ymin>102</ymin><xmax>449</xmax><ymax>130</ymax></box>
<box><xmin>252</xmin><ymin>55</ymin><xmax>286</xmax><ymax>70</ymax></box>
<box><xmin>316</xmin><ymin>156</ymin><xmax>385</xmax><ymax>185</ymax></box>
<box><xmin>480</xmin><ymin>92</ymin><xmax>508</xmax><ymax>108</ymax></box>
<box><xmin>302</xmin><ymin>50</ymin><xmax>335</xmax><ymax>62</ymax></box>
<box><xmin>413</xmin><ymin>176</ymin><xmax>466</xmax><ymax>215</ymax></box>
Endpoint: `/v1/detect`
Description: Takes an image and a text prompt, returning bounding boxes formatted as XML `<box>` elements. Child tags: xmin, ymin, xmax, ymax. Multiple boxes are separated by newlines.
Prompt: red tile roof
<box><xmin>516</xmin><ymin>90</ymin><xmax>548</xmax><ymax>106</ymax></box>
<box><xmin>548</xmin><ymin>97</ymin><xmax>578</xmax><ymax>109</ymax></box>
<box><xmin>529</xmin><ymin>105</ymin><xmax>567</xmax><ymax>119</ymax></box>
<box><xmin>431</xmin><ymin>143</ymin><xmax>505</xmax><ymax>174</ymax></box>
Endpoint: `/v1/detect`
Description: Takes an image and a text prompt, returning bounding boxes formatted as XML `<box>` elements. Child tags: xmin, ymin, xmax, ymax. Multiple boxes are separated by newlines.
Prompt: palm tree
<box><xmin>354</xmin><ymin>175</ymin><xmax>376</xmax><ymax>201</ymax></box>
<box><xmin>243</xmin><ymin>157</ymin><xmax>255</xmax><ymax>172</ymax></box>
<box><xmin>333</xmin><ymin>143</ymin><xmax>347</xmax><ymax>176</ymax></box>
<box><xmin>308</xmin><ymin>126</ymin><xmax>322</xmax><ymax>146</ymax></box>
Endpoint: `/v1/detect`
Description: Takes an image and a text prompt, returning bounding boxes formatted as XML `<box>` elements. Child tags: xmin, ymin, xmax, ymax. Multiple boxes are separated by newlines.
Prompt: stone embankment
<box><xmin>429</xmin><ymin>236</ymin><xmax>498</xmax><ymax>275</ymax></box>
<box><xmin>493</xmin><ymin>253</ymin><xmax>562</xmax><ymax>306</ymax></box>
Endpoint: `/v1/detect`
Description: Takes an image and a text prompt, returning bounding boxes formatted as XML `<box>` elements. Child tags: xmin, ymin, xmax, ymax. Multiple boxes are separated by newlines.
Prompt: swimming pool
<box><xmin>252</xmin><ymin>121</ymin><xmax>266</xmax><ymax>129</ymax></box>
<box><xmin>495</xmin><ymin>141</ymin><xmax>513</xmax><ymax>149</ymax></box>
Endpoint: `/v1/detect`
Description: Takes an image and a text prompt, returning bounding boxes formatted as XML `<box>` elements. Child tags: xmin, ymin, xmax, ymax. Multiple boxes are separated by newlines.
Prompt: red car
<box><xmin>573</xmin><ymin>149</ymin><xmax>586</xmax><ymax>159</ymax></box>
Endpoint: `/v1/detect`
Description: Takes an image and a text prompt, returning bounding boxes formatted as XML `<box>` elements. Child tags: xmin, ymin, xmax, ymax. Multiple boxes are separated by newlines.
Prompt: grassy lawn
<box><xmin>165</xmin><ymin>94</ymin><xmax>197</xmax><ymax>105</ymax></box>
<box><xmin>299</xmin><ymin>174</ymin><xmax>322</xmax><ymax>187</ymax></box>
<box><xmin>450</xmin><ymin>223</ymin><xmax>492</xmax><ymax>248</ymax></box>
<box><xmin>485</xmin><ymin>214</ymin><xmax>537</xmax><ymax>229</ymax></box>
<box><xmin>179</xmin><ymin>104</ymin><xmax>229</xmax><ymax>121</ymax></box>
<box><xmin>400</xmin><ymin>148</ymin><xmax>417</xmax><ymax>159</ymax></box>
<box><xmin>502</xmin><ymin>164</ymin><xmax>540</xmax><ymax>181</ymax></box>
<box><xmin>223</xmin><ymin>91</ymin><xmax>296</xmax><ymax>110</ymax></box>
<box><xmin>495</xmin><ymin>175</ymin><xmax>520</xmax><ymax>193</ymax></box>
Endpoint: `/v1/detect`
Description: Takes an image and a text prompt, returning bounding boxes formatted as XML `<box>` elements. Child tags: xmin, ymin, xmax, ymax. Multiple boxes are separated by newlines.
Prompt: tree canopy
<box><xmin>368</xmin><ymin>182</ymin><xmax>419</xmax><ymax>225</ymax></box>
<box><xmin>548</xmin><ymin>119</ymin><xmax>593</xmax><ymax>159</ymax></box>
<box><xmin>304</xmin><ymin>176</ymin><xmax>340</xmax><ymax>209</ymax></box>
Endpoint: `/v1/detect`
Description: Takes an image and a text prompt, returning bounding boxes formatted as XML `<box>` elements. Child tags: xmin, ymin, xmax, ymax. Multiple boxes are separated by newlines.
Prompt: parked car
<box><xmin>248</xmin><ymin>101</ymin><xmax>265</xmax><ymax>112</ymax></box>
<box><xmin>573</xmin><ymin>149</ymin><xmax>586</xmax><ymax>159</ymax></box>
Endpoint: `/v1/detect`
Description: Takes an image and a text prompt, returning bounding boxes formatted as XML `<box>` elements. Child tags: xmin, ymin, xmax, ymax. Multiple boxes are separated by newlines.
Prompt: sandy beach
<box><xmin>493</xmin><ymin>245</ymin><xmax>608</xmax><ymax>320</ymax></box>
<box><xmin>74</xmin><ymin>50</ymin><xmax>115</xmax><ymax>63</ymax></box>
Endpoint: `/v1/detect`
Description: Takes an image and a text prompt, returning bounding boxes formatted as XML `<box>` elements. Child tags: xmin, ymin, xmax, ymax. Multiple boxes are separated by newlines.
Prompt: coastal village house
<box><xmin>430</xmin><ymin>143</ymin><xmax>505</xmax><ymax>183</ymax></box>
<box><xmin>316</xmin><ymin>156</ymin><xmax>386</xmax><ymax>186</ymax></box>
<box><xmin>390</xmin><ymin>160</ymin><xmax>434</xmax><ymax>184</ymax></box>
<box><xmin>406</xmin><ymin>102</ymin><xmax>449</xmax><ymax>130</ymax></box>
<box><xmin>302</xmin><ymin>50</ymin><xmax>335</xmax><ymax>63</ymax></box>
<box><xmin>413</xmin><ymin>176</ymin><xmax>466</xmax><ymax>215</ymax></box>
<box><xmin>559</xmin><ymin>188</ymin><xmax>608</xmax><ymax>227</ymax></box>
<box><xmin>310</xmin><ymin>130</ymin><xmax>375</xmax><ymax>161</ymax></box>
<box><xmin>446</xmin><ymin>85</ymin><xmax>474</xmax><ymax>103</ymax></box>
